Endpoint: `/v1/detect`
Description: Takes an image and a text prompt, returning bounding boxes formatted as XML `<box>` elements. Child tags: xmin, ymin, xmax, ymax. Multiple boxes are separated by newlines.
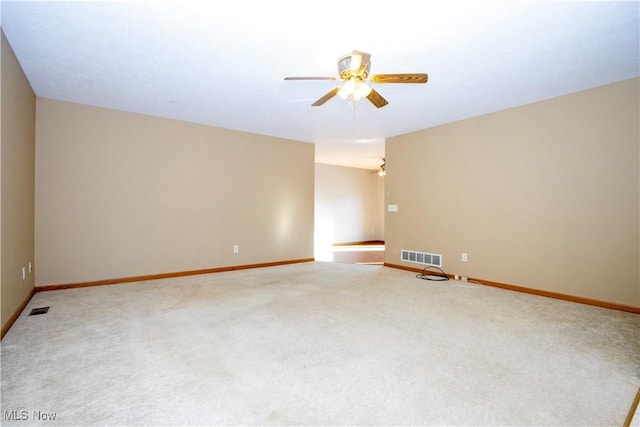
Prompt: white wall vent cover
<box><xmin>400</xmin><ymin>250</ymin><xmax>443</xmax><ymax>267</ymax></box>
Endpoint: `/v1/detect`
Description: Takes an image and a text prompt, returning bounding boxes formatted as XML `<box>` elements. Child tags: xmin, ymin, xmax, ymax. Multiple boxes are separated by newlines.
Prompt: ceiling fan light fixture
<box><xmin>337</xmin><ymin>79</ymin><xmax>355</xmax><ymax>99</ymax></box>
<box><xmin>337</xmin><ymin>79</ymin><xmax>372</xmax><ymax>102</ymax></box>
<box><xmin>355</xmin><ymin>82</ymin><xmax>372</xmax><ymax>100</ymax></box>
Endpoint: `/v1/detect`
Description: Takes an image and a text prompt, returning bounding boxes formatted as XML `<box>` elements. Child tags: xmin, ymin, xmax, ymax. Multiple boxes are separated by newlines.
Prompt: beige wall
<box><xmin>314</xmin><ymin>163</ymin><xmax>384</xmax><ymax>258</ymax></box>
<box><xmin>1</xmin><ymin>30</ymin><xmax>36</xmax><ymax>329</ymax></box>
<box><xmin>35</xmin><ymin>98</ymin><xmax>314</xmax><ymax>286</ymax></box>
<box><xmin>386</xmin><ymin>78</ymin><xmax>639</xmax><ymax>307</ymax></box>
<box><xmin>375</xmin><ymin>172</ymin><xmax>385</xmax><ymax>240</ymax></box>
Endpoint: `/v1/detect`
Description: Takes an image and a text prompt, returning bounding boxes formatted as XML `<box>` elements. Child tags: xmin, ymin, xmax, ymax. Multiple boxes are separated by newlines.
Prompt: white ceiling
<box><xmin>1</xmin><ymin>1</ymin><xmax>638</xmax><ymax>170</ymax></box>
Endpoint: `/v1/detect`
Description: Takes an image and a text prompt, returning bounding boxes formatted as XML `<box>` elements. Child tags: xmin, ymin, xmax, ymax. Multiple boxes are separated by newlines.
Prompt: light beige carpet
<box><xmin>1</xmin><ymin>261</ymin><xmax>639</xmax><ymax>426</ymax></box>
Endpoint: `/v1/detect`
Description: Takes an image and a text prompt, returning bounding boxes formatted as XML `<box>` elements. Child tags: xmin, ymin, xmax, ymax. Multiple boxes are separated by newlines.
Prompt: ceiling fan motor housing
<box><xmin>338</xmin><ymin>53</ymin><xmax>370</xmax><ymax>80</ymax></box>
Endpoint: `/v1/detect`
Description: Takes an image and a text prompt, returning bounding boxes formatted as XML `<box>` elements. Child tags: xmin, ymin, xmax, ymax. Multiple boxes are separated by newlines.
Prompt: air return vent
<box><xmin>401</xmin><ymin>250</ymin><xmax>442</xmax><ymax>267</ymax></box>
<box><xmin>29</xmin><ymin>307</ymin><xmax>50</xmax><ymax>316</ymax></box>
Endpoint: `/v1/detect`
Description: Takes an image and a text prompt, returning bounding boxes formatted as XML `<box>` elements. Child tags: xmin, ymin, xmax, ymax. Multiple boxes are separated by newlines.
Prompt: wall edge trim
<box><xmin>623</xmin><ymin>387</ymin><xmax>640</xmax><ymax>427</ymax></box>
<box><xmin>384</xmin><ymin>263</ymin><xmax>640</xmax><ymax>314</ymax></box>
<box><xmin>333</xmin><ymin>240</ymin><xmax>385</xmax><ymax>246</ymax></box>
<box><xmin>34</xmin><ymin>258</ymin><xmax>315</xmax><ymax>292</ymax></box>
<box><xmin>1</xmin><ymin>288</ymin><xmax>36</xmax><ymax>340</ymax></box>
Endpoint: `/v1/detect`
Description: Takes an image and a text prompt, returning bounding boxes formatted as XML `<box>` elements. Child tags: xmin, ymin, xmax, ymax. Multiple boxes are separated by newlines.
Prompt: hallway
<box><xmin>330</xmin><ymin>241</ymin><xmax>384</xmax><ymax>265</ymax></box>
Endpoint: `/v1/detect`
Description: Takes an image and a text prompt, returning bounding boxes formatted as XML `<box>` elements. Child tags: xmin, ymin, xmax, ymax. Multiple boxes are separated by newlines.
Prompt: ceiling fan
<box><xmin>367</xmin><ymin>158</ymin><xmax>386</xmax><ymax>176</ymax></box>
<box><xmin>284</xmin><ymin>50</ymin><xmax>428</xmax><ymax>108</ymax></box>
<box><xmin>376</xmin><ymin>158</ymin><xmax>386</xmax><ymax>177</ymax></box>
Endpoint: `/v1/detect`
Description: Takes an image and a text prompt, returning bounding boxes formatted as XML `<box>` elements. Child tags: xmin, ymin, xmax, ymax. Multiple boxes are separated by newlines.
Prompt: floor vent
<box><xmin>29</xmin><ymin>307</ymin><xmax>50</xmax><ymax>316</ymax></box>
<box><xmin>401</xmin><ymin>250</ymin><xmax>443</xmax><ymax>267</ymax></box>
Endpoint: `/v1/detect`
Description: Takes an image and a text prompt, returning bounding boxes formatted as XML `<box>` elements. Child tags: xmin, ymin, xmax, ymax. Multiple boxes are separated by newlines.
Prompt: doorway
<box><xmin>314</xmin><ymin>163</ymin><xmax>385</xmax><ymax>265</ymax></box>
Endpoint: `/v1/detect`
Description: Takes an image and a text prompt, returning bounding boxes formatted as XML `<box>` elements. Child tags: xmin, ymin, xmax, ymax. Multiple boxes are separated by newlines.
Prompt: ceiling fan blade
<box><xmin>366</xmin><ymin>88</ymin><xmax>389</xmax><ymax>108</ymax></box>
<box><xmin>311</xmin><ymin>87</ymin><xmax>340</xmax><ymax>106</ymax></box>
<box><xmin>352</xmin><ymin>50</ymin><xmax>371</xmax><ymax>75</ymax></box>
<box><xmin>369</xmin><ymin>73</ymin><xmax>428</xmax><ymax>83</ymax></box>
<box><xmin>284</xmin><ymin>76</ymin><xmax>337</xmax><ymax>81</ymax></box>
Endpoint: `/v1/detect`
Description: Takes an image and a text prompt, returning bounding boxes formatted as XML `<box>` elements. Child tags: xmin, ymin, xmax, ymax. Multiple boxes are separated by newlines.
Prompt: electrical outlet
<box><xmin>461</xmin><ymin>253</ymin><xmax>468</xmax><ymax>262</ymax></box>
<box><xmin>22</xmin><ymin>267</ymin><xmax>26</xmax><ymax>280</ymax></box>
<box><xmin>233</xmin><ymin>245</ymin><xmax>239</xmax><ymax>253</ymax></box>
